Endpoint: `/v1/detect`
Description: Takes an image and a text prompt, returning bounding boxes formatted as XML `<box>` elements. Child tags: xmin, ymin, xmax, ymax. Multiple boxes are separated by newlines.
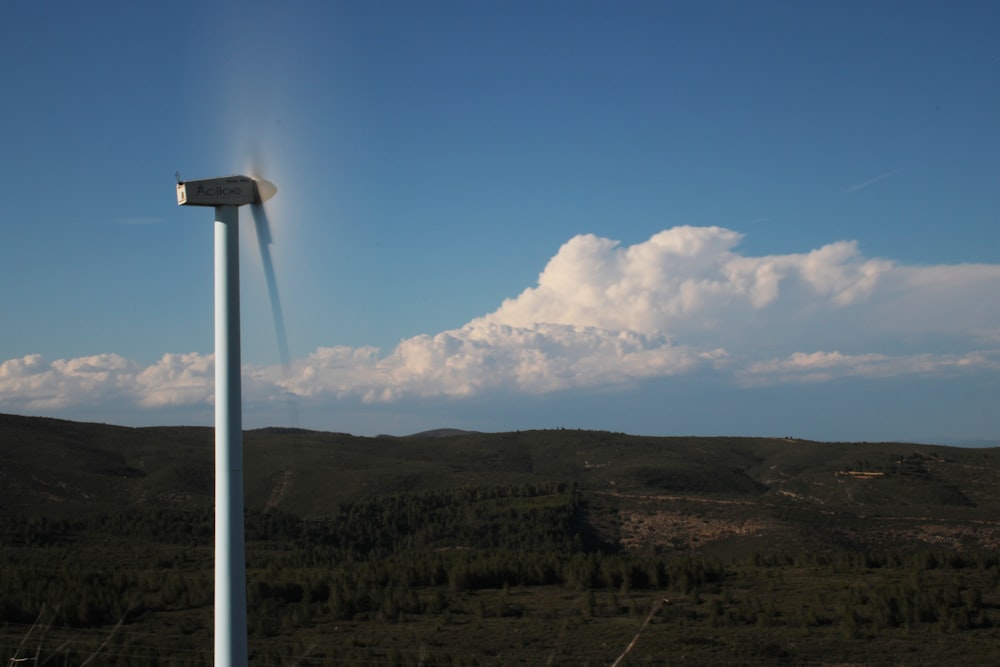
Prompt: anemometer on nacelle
<box><xmin>176</xmin><ymin>174</ymin><xmax>277</xmax><ymax>207</ymax></box>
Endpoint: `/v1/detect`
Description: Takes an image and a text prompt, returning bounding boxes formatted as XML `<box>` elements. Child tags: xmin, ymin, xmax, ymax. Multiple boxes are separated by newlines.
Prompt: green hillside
<box><xmin>5</xmin><ymin>414</ymin><xmax>1000</xmax><ymax>550</ymax></box>
<box><xmin>4</xmin><ymin>413</ymin><xmax>1000</xmax><ymax>665</ymax></box>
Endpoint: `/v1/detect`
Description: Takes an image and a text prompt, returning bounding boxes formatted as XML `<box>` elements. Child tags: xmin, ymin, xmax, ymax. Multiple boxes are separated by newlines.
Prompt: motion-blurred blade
<box><xmin>254</xmin><ymin>178</ymin><xmax>278</xmax><ymax>204</ymax></box>
<box><xmin>250</xmin><ymin>202</ymin><xmax>290</xmax><ymax>369</ymax></box>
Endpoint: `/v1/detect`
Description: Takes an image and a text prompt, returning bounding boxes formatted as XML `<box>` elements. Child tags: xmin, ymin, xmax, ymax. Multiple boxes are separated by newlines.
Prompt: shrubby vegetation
<box><xmin>6</xmin><ymin>417</ymin><xmax>1000</xmax><ymax>664</ymax></box>
<box><xmin>5</xmin><ymin>483</ymin><xmax>1000</xmax><ymax>665</ymax></box>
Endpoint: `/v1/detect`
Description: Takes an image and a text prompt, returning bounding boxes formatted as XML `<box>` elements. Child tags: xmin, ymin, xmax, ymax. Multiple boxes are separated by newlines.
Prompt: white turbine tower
<box><xmin>177</xmin><ymin>174</ymin><xmax>279</xmax><ymax>667</ymax></box>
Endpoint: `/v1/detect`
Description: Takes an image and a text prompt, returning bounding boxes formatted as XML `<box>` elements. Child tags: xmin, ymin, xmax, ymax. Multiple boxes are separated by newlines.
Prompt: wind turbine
<box><xmin>176</xmin><ymin>173</ymin><xmax>279</xmax><ymax>667</ymax></box>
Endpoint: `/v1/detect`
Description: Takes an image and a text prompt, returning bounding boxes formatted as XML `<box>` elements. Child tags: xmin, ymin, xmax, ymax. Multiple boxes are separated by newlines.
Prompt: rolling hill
<box><xmin>4</xmin><ymin>412</ymin><xmax>1000</xmax><ymax>555</ymax></box>
<box><xmin>7</xmin><ymin>413</ymin><xmax>1000</xmax><ymax>665</ymax></box>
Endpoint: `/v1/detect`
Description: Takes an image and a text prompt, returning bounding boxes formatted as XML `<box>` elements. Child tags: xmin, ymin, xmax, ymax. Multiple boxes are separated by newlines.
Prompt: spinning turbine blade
<box><xmin>249</xmin><ymin>192</ymin><xmax>291</xmax><ymax>370</ymax></box>
<box><xmin>250</xmin><ymin>177</ymin><xmax>300</xmax><ymax>429</ymax></box>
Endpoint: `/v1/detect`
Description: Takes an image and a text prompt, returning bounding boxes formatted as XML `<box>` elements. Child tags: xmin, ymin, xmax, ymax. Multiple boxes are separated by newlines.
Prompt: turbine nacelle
<box><xmin>177</xmin><ymin>174</ymin><xmax>277</xmax><ymax>207</ymax></box>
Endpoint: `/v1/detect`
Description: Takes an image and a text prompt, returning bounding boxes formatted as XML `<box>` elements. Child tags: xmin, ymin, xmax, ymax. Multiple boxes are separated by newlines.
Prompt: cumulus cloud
<box><xmin>0</xmin><ymin>352</ymin><xmax>213</xmax><ymax>411</ymax></box>
<box><xmin>274</xmin><ymin>325</ymin><xmax>725</xmax><ymax>403</ymax></box>
<box><xmin>0</xmin><ymin>353</ymin><xmax>138</xmax><ymax>410</ymax></box>
<box><xmin>134</xmin><ymin>353</ymin><xmax>214</xmax><ymax>407</ymax></box>
<box><xmin>2</xmin><ymin>226</ymin><xmax>999</xmax><ymax>417</ymax></box>
<box><xmin>259</xmin><ymin>226</ymin><xmax>1000</xmax><ymax>403</ymax></box>
<box><xmin>478</xmin><ymin>227</ymin><xmax>895</xmax><ymax>337</ymax></box>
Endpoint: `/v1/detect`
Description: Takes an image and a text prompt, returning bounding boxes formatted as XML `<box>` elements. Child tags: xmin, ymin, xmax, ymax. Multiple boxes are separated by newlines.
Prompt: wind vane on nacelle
<box><xmin>177</xmin><ymin>174</ymin><xmax>277</xmax><ymax>207</ymax></box>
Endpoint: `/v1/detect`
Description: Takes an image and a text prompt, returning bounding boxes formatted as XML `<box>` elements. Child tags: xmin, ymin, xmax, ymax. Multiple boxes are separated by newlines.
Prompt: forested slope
<box><xmin>5</xmin><ymin>414</ymin><xmax>1000</xmax><ymax>665</ymax></box>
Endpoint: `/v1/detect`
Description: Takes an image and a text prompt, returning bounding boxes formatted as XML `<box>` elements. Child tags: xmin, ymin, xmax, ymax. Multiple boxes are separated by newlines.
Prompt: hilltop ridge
<box><xmin>4</xmin><ymin>412</ymin><xmax>1000</xmax><ymax>554</ymax></box>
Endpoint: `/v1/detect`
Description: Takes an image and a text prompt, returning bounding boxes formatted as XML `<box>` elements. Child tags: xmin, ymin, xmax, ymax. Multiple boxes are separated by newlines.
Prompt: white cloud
<box><xmin>0</xmin><ymin>353</ymin><xmax>138</xmax><ymax>410</ymax></box>
<box><xmin>276</xmin><ymin>324</ymin><xmax>723</xmax><ymax>402</ymax></box>
<box><xmin>265</xmin><ymin>226</ymin><xmax>1000</xmax><ymax>402</ymax></box>
<box><xmin>135</xmin><ymin>353</ymin><xmax>214</xmax><ymax>407</ymax></box>
<box><xmin>479</xmin><ymin>228</ymin><xmax>896</xmax><ymax>338</ymax></box>
<box><xmin>0</xmin><ymin>352</ymin><xmax>214</xmax><ymax>411</ymax></box>
<box><xmin>739</xmin><ymin>350</ymin><xmax>1000</xmax><ymax>386</ymax></box>
<box><xmin>2</xmin><ymin>227</ymin><xmax>999</xmax><ymax>419</ymax></box>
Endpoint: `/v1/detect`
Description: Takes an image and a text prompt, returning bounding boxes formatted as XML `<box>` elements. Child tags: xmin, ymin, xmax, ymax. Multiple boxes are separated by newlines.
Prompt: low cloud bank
<box><xmin>3</xmin><ymin>226</ymin><xmax>998</xmax><ymax>416</ymax></box>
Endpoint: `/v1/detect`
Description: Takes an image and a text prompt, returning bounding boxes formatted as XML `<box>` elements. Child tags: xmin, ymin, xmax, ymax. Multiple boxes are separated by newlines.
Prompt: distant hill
<box><xmin>3</xmin><ymin>412</ymin><xmax>1000</xmax><ymax>554</ymax></box>
<box><xmin>403</xmin><ymin>428</ymin><xmax>483</xmax><ymax>438</ymax></box>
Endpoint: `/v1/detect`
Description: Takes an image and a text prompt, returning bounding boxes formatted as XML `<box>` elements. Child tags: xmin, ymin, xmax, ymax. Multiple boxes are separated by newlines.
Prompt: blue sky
<box><xmin>2</xmin><ymin>1</ymin><xmax>998</xmax><ymax>443</ymax></box>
